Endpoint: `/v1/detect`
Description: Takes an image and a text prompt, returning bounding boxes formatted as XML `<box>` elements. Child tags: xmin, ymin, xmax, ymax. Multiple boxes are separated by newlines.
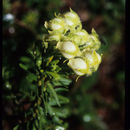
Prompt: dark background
<box><xmin>2</xmin><ymin>0</ymin><xmax>125</xmax><ymax>129</ymax></box>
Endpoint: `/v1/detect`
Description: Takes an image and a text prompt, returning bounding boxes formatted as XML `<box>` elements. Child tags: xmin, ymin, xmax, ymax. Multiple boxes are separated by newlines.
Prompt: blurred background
<box><xmin>2</xmin><ymin>0</ymin><xmax>125</xmax><ymax>130</ymax></box>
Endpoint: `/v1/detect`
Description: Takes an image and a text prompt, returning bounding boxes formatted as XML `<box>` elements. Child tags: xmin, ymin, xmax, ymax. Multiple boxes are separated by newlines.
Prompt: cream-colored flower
<box><xmin>63</xmin><ymin>9</ymin><xmax>82</xmax><ymax>31</ymax></box>
<box><xmin>67</xmin><ymin>29</ymin><xmax>89</xmax><ymax>46</ymax></box>
<box><xmin>43</xmin><ymin>10</ymin><xmax>102</xmax><ymax>77</ymax></box>
<box><xmin>44</xmin><ymin>17</ymin><xmax>66</xmax><ymax>33</ymax></box>
<box><xmin>83</xmin><ymin>50</ymin><xmax>102</xmax><ymax>72</ymax></box>
<box><xmin>56</xmin><ymin>41</ymin><xmax>81</xmax><ymax>59</ymax></box>
<box><xmin>67</xmin><ymin>57</ymin><xmax>89</xmax><ymax>76</ymax></box>
<box><xmin>83</xmin><ymin>28</ymin><xmax>101</xmax><ymax>50</ymax></box>
<box><xmin>46</xmin><ymin>32</ymin><xmax>61</xmax><ymax>42</ymax></box>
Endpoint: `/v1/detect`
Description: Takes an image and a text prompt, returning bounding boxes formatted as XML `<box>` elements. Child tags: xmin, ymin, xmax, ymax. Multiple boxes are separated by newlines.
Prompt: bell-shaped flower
<box><xmin>56</xmin><ymin>41</ymin><xmax>81</xmax><ymax>59</ymax></box>
<box><xmin>44</xmin><ymin>17</ymin><xmax>66</xmax><ymax>33</ymax></box>
<box><xmin>63</xmin><ymin>9</ymin><xmax>82</xmax><ymax>31</ymax></box>
<box><xmin>67</xmin><ymin>57</ymin><xmax>89</xmax><ymax>76</ymax></box>
<box><xmin>83</xmin><ymin>28</ymin><xmax>101</xmax><ymax>50</ymax></box>
<box><xmin>83</xmin><ymin>50</ymin><xmax>102</xmax><ymax>72</ymax></box>
<box><xmin>67</xmin><ymin>29</ymin><xmax>90</xmax><ymax>46</ymax></box>
<box><xmin>46</xmin><ymin>32</ymin><xmax>62</xmax><ymax>42</ymax></box>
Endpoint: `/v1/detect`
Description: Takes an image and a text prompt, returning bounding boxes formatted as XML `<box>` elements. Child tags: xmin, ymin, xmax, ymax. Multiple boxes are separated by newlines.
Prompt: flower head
<box><xmin>67</xmin><ymin>29</ymin><xmax>89</xmax><ymax>46</ymax></box>
<box><xmin>83</xmin><ymin>28</ymin><xmax>101</xmax><ymax>50</ymax></box>
<box><xmin>56</xmin><ymin>41</ymin><xmax>81</xmax><ymax>59</ymax></box>
<box><xmin>83</xmin><ymin>50</ymin><xmax>102</xmax><ymax>73</ymax></box>
<box><xmin>43</xmin><ymin>9</ymin><xmax>102</xmax><ymax>77</ymax></box>
<box><xmin>44</xmin><ymin>17</ymin><xmax>66</xmax><ymax>33</ymax></box>
<box><xmin>67</xmin><ymin>57</ymin><xmax>89</xmax><ymax>76</ymax></box>
<box><xmin>63</xmin><ymin>9</ymin><xmax>82</xmax><ymax>31</ymax></box>
<box><xmin>46</xmin><ymin>32</ymin><xmax>62</xmax><ymax>42</ymax></box>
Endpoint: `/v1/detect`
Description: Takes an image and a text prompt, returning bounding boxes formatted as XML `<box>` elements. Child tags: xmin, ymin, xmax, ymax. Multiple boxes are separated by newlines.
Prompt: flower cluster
<box><xmin>44</xmin><ymin>9</ymin><xmax>102</xmax><ymax>76</ymax></box>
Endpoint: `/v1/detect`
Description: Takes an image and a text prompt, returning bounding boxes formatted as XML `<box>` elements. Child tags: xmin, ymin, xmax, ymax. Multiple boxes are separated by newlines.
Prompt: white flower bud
<box><xmin>46</xmin><ymin>32</ymin><xmax>61</xmax><ymax>42</ymax></box>
<box><xmin>68</xmin><ymin>29</ymin><xmax>89</xmax><ymax>46</ymax></box>
<box><xmin>56</xmin><ymin>41</ymin><xmax>81</xmax><ymax>59</ymax></box>
<box><xmin>43</xmin><ymin>10</ymin><xmax>103</xmax><ymax>77</ymax></box>
<box><xmin>63</xmin><ymin>9</ymin><xmax>82</xmax><ymax>31</ymax></box>
<box><xmin>44</xmin><ymin>17</ymin><xmax>66</xmax><ymax>33</ymax></box>
<box><xmin>84</xmin><ymin>28</ymin><xmax>101</xmax><ymax>50</ymax></box>
<box><xmin>67</xmin><ymin>58</ymin><xmax>89</xmax><ymax>76</ymax></box>
<box><xmin>83</xmin><ymin>50</ymin><xmax>102</xmax><ymax>72</ymax></box>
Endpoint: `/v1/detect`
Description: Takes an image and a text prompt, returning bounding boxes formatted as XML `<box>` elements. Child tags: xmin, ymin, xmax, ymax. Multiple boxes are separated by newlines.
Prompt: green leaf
<box><xmin>52</xmin><ymin>107</ymin><xmax>70</xmax><ymax>118</ymax></box>
<box><xmin>51</xmin><ymin>76</ymin><xmax>71</xmax><ymax>86</ymax></box>
<box><xmin>19</xmin><ymin>78</ymin><xmax>37</xmax><ymax>93</ymax></box>
<box><xmin>26</xmin><ymin>73</ymin><xmax>37</xmax><ymax>83</ymax></box>
<box><xmin>46</xmin><ymin>71</ymin><xmax>60</xmax><ymax>80</ymax></box>
<box><xmin>49</xmin><ymin>95</ymin><xmax>69</xmax><ymax>106</ymax></box>
<box><xmin>47</xmin><ymin>103</ymin><xmax>54</xmax><ymax>116</ymax></box>
<box><xmin>13</xmin><ymin>125</ymin><xmax>19</xmax><ymax>130</ymax></box>
<box><xmin>20</xmin><ymin>56</ymin><xmax>32</xmax><ymax>63</ymax></box>
<box><xmin>51</xmin><ymin>60</ymin><xmax>59</xmax><ymax>65</ymax></box>
<box><xmin>47</xmin><ymin>82</ymin><xmax>60</xmax><ymax>107</ymax></box>
<box><xmin>27</xmin><ymin>122</ymin><xmax>30</xmax><ymax>130</ymax></box>
<box><xmin>19</xmin><ymin>63</ymin><xmax>28</xmax><ymax>71</ymax></box>
<box><xmin>52</xmin><ymin>116</ymin><xmax>63</xmax><ymax>124</ymax></box>
<box><xmin>58</xmin><ymin>95</ymin><xmax>69</xmax><ymax>104</ymax></box>
<box><xmin>59</xmin><ymin>76</ymin><xmax>72</xmax><ymax>86</ymax></box>
<box><xmin>42</xmin><ymin>99</ymin><xmax>48</xmax><ymax>115</ymax></box>
<box><xmin>55</xmin><ymin>88</ymin><xmax>68</xmax><ymax>92</ymax></box>
<box><xmin>32</xmin><ymin>125</ymin><xmax>36</xmax><ymax>130</ymax></box>
<box><xmin>46</xmin><ymin>56</ymin><xmax>54</xmax><ymax>66</ymax></box>
<box><xmin>52</xmin><ymin>80</ymin><xmax>63</xmax><ymax>86</ymax></box>
<box><xmin>35</xmin><ymin>120</ymin><xmax>39</xmax><ymax>129</ymax></box>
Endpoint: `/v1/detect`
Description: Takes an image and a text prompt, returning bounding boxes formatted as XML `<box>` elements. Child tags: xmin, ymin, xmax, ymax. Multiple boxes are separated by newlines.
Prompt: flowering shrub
<box><xmin>44</xmin><ymin>8</ymin><xmax>102</xmax><ymax>76</ymax></box>
<box><xmin>3</xmin><ymin>8</ymin><xmax>102</xmax><ymax>130</ymax></box>
<box><xmin>3</xmin><ymin>0</ymin><xmax>125</xmax><ymax>129</ymax></box>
